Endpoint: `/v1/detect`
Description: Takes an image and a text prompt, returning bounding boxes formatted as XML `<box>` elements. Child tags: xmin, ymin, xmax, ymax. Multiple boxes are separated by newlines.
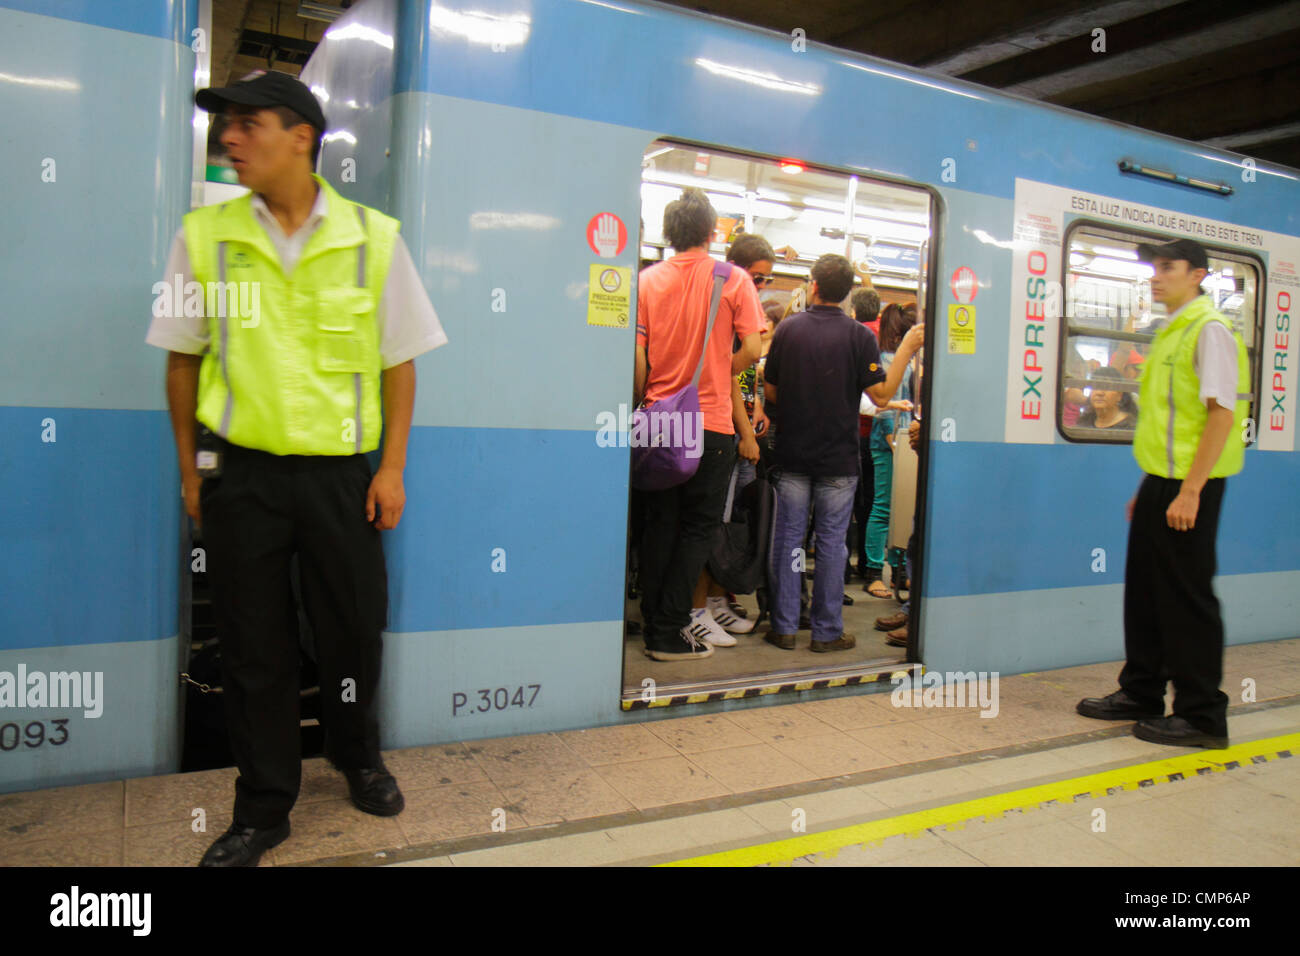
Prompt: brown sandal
<box><xmin>866</xmin><ymin>580</ymin><xmax>894</xmax><ymax>599</ymax></box>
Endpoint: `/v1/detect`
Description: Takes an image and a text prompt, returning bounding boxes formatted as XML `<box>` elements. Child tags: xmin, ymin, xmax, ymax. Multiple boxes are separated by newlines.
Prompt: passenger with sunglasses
<box><xmin>726</xmin><ymin>233</ymin><xmax>778</xmax><ymax>470</ymax></box>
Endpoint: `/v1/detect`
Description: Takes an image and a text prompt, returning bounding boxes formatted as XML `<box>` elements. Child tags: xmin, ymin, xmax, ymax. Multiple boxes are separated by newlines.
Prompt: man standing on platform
<box><xmin>1078</xmin><ymin>238</ymin><xmax>1249</xmax><ymax>748</ymax></box>
<box><xmin>147</xmin><ymin>71</ymin><xmax>447</xmax><ymax>865</ymax></box>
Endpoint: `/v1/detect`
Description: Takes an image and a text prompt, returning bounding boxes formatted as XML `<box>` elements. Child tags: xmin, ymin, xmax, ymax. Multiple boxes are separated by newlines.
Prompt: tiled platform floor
<box><xmin>776</xmin><ymin>747</ymin><xmax>1300</xmax><ymax>867</ymax></box>
<box><xmin>2</xmin><ymin>637</ymin><xmax>1298</xmax><ymax>867</ymax></box>
<box><xmin>395</xmin><ymin>703</ymin><xmax>1300</xmax><ymax>866</ymax></box>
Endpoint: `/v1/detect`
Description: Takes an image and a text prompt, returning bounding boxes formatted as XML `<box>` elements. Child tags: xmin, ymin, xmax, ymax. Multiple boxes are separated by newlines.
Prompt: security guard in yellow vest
<box><xmin>146</xmin><ymin>72</ymin><xmax>447</xmax><ymax>865</ymax></box>
<box><xmin>1078</xmin><ymin>238</ymin><xmax>1249</xmax><ymax>749</ymax></box>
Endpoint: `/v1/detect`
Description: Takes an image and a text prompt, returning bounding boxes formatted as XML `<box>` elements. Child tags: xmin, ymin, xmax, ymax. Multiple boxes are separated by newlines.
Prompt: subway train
<box><xmin>1</xmin><ymin>0</ymin><xmax>1297</xmax><ymax>796</ymax></box>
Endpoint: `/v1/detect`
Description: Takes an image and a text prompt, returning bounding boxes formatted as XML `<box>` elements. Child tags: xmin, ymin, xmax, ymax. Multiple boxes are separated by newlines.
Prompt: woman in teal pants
<box><xmin>864</xmin><ymin>303</ymin><xmax>916</xmax><ymax>599</ymax></box>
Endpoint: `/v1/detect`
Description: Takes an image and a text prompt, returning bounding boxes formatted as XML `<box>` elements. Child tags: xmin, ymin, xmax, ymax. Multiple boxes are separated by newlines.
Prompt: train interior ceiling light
<box><xmin>641</xmin><ymin>144</ymin><xmax>931</xmax><ymax>287</ymax></box>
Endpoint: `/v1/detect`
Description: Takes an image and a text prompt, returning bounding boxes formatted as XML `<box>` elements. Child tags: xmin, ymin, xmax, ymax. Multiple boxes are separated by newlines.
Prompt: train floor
<box><xmin>1</xmin><ymin>639</ymin><xmax>1297</xmax><ymax>867</ymax></box>
<box><xmin>622</xmin><ymin>563</ymin><xmax>909</xmax><ymax>689</ymax></box>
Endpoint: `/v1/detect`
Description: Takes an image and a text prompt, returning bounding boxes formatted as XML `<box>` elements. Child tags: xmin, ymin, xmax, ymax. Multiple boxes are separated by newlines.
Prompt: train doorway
<box><xmin>622</xmin><ymin>141</ymin><xmax>935</xmax><ymax>707</ymax></box>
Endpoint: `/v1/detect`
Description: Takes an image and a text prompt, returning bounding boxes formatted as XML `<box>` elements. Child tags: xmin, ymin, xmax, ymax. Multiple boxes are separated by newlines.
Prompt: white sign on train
<box><xmin>1005</xmin><ymin>178</ymin><xmax>1299</xmax><ymax>452</ymax></box>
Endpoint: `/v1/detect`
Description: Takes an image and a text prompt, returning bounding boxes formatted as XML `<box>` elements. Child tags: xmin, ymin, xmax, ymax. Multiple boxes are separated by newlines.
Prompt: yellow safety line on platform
<box><xmin>660</xmin><ymin>731</ymin><xmax>1299</xmax><ymax>867</ymax></box>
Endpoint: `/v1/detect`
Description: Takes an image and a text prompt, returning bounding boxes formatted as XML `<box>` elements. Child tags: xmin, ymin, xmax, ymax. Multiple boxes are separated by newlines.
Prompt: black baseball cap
<box><xmin>195</xmin><ymin>70</ymin><xmax>326</xmax><ymax>132</ymax></box>
<box><xmin>1136</xmin><ymin>237</ymin><xmax>1208</xmax><ymax>271</ymax></box>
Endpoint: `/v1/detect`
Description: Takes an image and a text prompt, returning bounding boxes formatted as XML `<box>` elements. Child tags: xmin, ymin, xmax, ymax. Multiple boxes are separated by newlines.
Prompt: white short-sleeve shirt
<box><xmin>1194</xmin><ymin>322</ymin><xmax>1240</xmax><ymax>410</ymax></box>
<box><xmin>145</xmin><ymin>189</ymin><xmax>448</xmax><ymax>368</ymax></box>
<box><xmin>1163</xmin><ymin>299</ymin><xmax>1240</xmax><ymax>410</ymax></box>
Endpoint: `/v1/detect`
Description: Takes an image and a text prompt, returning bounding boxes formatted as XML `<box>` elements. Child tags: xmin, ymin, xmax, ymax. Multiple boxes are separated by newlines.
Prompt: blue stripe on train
<box><xmin>0</xmin><ymin>410</ymin><xmax>629</xmax><ymax>646</ymax></box>
<box><xmin>925</xmin><ymin>440</ymin><xmax>1300</xmax><ymax>598</ymax></box>
<box><xmin>0</xmin><ymin>408</ymin><xmax>179</xmax><ymax>652</ymax></box>
<box><xmin>384</xmin><ymin>425</ymin><xmax>629</xmax><ymax>632</ymax></box>
<box><xmin>4</xmin><ymin>408</ymin><xmax>1293</xmax><ymax>645</ymax></box>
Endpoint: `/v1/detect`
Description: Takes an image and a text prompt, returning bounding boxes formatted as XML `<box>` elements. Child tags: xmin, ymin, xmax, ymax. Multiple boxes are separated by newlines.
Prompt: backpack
<box><xmin>707</xmin><ymin>465</ymin><xmax>776</xmax><ymax>595</ymax></box>
<box><xmin>631</xmin><ymin>261</ymin><xmax>733</xmax><ymax>491</ymax></box>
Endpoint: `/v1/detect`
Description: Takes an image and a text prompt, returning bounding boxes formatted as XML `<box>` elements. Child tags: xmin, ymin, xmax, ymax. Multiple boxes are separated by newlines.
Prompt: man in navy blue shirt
<box><xmin>763</xmin><ymin>255</ymin><xmax>924</xmax><ymax>651</ymax></box>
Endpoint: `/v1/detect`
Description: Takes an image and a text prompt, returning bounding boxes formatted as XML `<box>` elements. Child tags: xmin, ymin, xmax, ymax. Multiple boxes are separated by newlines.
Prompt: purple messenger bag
<box><xmin>631</xmin><ymin>260</ymin><xmax>733</xmax><ymax>492</ymax></box>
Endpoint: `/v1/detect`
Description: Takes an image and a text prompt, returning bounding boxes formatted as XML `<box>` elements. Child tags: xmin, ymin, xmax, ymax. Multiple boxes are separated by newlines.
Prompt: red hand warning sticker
<box><xmin>587</xmin><ymin>212</ymin><xmax>627</xmax><ymax>258</ymax></box>
<box><xmin>951</xmin><ymin>266</ymin><xmax>977</xmax><ymax>304</ymax></box>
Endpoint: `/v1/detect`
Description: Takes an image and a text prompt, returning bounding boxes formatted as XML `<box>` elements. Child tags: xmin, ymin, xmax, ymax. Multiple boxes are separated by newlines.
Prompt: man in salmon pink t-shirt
<box><xmin>634</xmin><ymin>188</ymin><xmax>762</xmax><ymax>661</ymax></box>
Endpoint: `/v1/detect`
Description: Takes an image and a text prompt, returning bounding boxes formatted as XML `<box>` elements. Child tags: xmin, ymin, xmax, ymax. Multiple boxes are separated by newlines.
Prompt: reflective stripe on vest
<box><xmin>1165</xmin><ymin>321</ymin><xmax>1196</xmax><ymax>478</ymax></box>
<box><xmin>353</xmin><ymin>205</ymin><xmax>366</xmax><ymax>453</ymax></box>
<box><xmin>217</xmin><ymin>240</ymin><xmax>234</xmax><ymax>436</ymax></box>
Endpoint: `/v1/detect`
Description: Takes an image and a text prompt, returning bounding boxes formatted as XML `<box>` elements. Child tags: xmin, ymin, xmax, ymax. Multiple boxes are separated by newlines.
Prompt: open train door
<box><xmin>621</xmin><ymin>141</ymin><xmax>938</xmax><ymax>712</ymax></box>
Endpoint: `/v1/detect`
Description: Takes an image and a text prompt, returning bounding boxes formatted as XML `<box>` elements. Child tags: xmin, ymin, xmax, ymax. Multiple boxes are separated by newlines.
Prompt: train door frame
<box><xmin>621</xmin><ymin>137</ymin><xmax>944</xmax><ymax>709</ymax></box>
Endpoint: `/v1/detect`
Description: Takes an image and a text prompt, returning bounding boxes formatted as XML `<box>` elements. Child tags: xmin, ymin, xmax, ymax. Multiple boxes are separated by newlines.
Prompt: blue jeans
<box><xmin>769</xmin><ymin>473</ymin><xmax>857</xmax><ymax>641</ymax></box>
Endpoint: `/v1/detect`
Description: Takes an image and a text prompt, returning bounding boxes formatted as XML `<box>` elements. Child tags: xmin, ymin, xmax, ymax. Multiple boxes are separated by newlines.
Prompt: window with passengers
<box><xmin>1058</xmin><ymin>224</ymin><xmax>1261</xmax><ymax>443</ymax></box>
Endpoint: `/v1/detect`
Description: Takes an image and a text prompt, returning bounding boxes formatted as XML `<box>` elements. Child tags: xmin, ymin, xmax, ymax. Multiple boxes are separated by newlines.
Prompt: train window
<box><xmin>1058</xmin><ymin>223</ymin><xmax>1262</xmax><ymax>443</ymax></box>
<box><xmin>639</xmin><ymin>141</ymin><xmax>932</xmax><ymax>306</ymax></box>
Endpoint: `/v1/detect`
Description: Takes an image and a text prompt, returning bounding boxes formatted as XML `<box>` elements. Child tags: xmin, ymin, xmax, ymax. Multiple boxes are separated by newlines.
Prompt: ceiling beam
<box><xmin>1095</xmin><ymin>62</ymin><xmax>1300</xmax><ymax>142</ymax></box>
<box><xmin>1203</xmin><ymin>121</ymin><xmax>1300</xmax><ymax>150</ymax></box>
<box><xmin>921</xmin><ymin>0</ymin><xmax>1183</xmax><ymax>74</ymax></box>
<box><xmin>1051</xmin><ymin>26</ymin><xmax>1300</xmax><ymax>111</ymax></box>
<box><xmin>827</xmin><ymin>0</ymin><xmax>1115</xmax><ymax>67</ymax></box>
<box><xmin>1242</xmin><ymin>135</ymin><xmax>1300</xmax><ymax>169</ymax></box>
<box><xmin>959</xmin><ymin>0</ymin><xmax>1280</xmax><ymax>88</ymax></box>
<box><xmin>1000</xmin><ymin>1</ymin><xmax>1300</xmax><ymax>99</ymax></box>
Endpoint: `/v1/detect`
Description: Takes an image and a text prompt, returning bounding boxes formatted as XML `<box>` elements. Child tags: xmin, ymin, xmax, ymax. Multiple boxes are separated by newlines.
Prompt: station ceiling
<box><xmin>208</xmin><ymin>0</ymin><xmax>1300</xmax><ymax>171</ymax></box>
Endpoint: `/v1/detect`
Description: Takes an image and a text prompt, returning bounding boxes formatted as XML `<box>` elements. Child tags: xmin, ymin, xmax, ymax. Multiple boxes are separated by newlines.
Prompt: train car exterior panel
<box><xmin>922</xmin><ymin>571</ymin><xmax>1300</xmax><ymax>677</ymax></box>
<box><xmin>0</xmin><ymin>0</ymin><xmax>197</xmax><ymax>793</ymax></box>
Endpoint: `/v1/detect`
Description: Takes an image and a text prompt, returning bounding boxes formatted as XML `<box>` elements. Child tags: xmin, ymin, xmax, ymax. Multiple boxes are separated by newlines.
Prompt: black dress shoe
<box><xmin>1134</xmin><ymin>716</ymin><xmax>1229</xmax><ymax>749</ymax></box>
<box><xmin>199</xmin><ymin>820</ymin><xmax>290</xmax><ymax>867</ymax></box>
<box><xmin>342</xmin><ymin>767</ymin><xmax>405</xmax><ymax>816</ymax></box>
<box><xmin>1076</xmin><ymin>689</ymin><xmax>1164</xmax><ymax>721</ymax></box>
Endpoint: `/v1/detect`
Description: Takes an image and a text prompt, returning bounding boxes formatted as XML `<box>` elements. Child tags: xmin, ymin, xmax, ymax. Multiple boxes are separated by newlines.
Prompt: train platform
<box><xmin>2</xmin><ymin>638</ymin><xmax>1297</xmax><ymax>868</ymax></box>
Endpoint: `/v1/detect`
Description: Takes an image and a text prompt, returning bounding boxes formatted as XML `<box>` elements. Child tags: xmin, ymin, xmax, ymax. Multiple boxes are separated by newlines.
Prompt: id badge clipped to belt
<box><xmin>196</xmin><ymin>424</ymin><xmax>223</xmax><ymax>478</ymax></box>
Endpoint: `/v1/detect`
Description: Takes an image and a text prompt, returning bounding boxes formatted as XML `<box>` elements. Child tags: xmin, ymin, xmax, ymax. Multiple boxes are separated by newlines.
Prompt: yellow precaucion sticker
<box><xmin>587</xmin><ymin>264</ymin><xmax>631</xmax><ymax>328</ymax></box>
<box><xmin>948</xmin><ymin>304</ymin><xmax>976</xmax><ymax>354</ymax></box>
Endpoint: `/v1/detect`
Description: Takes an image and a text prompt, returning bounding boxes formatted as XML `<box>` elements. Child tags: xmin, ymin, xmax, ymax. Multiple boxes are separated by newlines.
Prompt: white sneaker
<box><xmin>675</xmin><ymin>611</ymin><xmax>720</xmax><ymax>654</ymax></box>
<box><xmin>707</xmin><ymin>596</ymin><xmax>755</xmax><ymax>634</ymax></box>
<box><xmin>691</xmin><ymin>606</ymin><xmax>736</xmax><ymax>647</ymax></box>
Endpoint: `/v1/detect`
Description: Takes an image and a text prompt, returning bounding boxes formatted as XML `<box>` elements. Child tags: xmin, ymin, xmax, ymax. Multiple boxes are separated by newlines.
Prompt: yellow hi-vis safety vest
<box><xmin>184</xmin><ymin>175</ymin><xmax>399</xmax><ymax>456</ymax></box>
<box><xmin>1132</xmin><ymin>295</ymin><xmax>1251</xmax><ymax>480</ymax></box>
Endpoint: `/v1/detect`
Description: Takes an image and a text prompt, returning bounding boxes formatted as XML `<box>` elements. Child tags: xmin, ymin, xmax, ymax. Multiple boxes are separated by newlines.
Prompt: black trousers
<box><xmin>200</xmin><ymin>439</ymin><xmax>388</xmax><ymax>828</ymax></box>
<box><xmin>1119</xmin><ymin>474</ymin><xmax>1229</xmax><ymax>736</ymax></box>
<box><xmin>638</xmin><ymin>431</ymin><xmax>736</xmax><ymax>648</ymax></box>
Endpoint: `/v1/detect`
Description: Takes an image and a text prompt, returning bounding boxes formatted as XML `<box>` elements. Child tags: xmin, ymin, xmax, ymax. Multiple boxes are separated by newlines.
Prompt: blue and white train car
<box><xmin>0</xmin><ymin>0</ymin><xmax>199</xmax><ymax>794</ymax></box>
<box><xmin>1</xmin><ymin>0</ymin><xmax>1295</xmax><ymax>795</ymax></box>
